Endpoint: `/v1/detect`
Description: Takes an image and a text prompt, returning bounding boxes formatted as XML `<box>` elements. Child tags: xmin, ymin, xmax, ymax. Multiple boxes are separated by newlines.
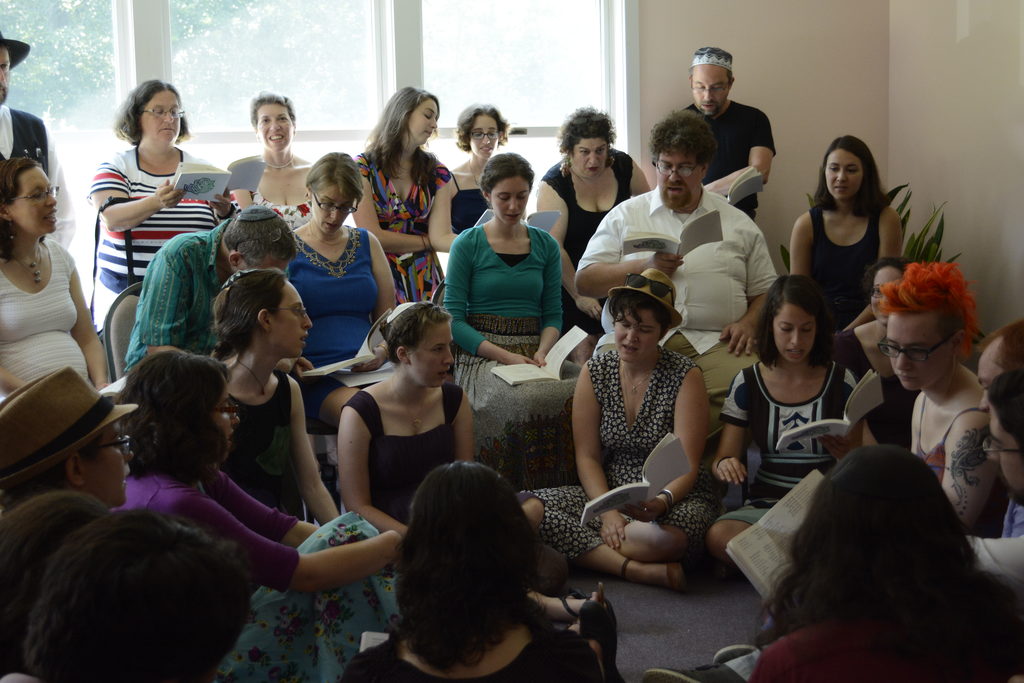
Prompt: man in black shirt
<box><xmin>685</xmin><ymin>46</ymin><xmax>775</xmax><ymax>220</ymax></box>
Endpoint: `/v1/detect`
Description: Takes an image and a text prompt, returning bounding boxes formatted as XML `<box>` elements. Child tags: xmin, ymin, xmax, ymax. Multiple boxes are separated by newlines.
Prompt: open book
<box><xmin>580</xmin><ymin>433</ymin><xmax>691</xmax><ymax>525</ymax></box>
<box><xmin>304</xmin><ymin>303</ymin><xmax>419</xmax><ymax>378</ymax></box>
<box><xmin>725</xmin><ymin>468</ymin><xmax>824</xmax><ymax>598</ymax></box>
<box><xmin>225</xmin><ymin>156</ymin><xmax>267</xmax><ymax>193</ymax></box>
<box><xmin>775</xmin><ymin>370</ymin><xmax>883</xmax><ymax>451</ymax></box>
<box><xmin>490</xmin><ymin>326</ymin><xmax>586</xmax><ymax>386</ymax></box>
<box><xmin>621</xmin><ymin>210</ymin><xmax>722</xmax><ymax>258</ymax></box>
<box><xmin>727</xmin><ymin>166</ymin><xmax>764</xmax><ymax>205</ymax></box>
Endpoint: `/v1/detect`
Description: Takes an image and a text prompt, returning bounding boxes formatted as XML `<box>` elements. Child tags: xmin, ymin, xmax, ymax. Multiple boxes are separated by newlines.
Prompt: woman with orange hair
<box><xmin>880</xmin><ymin>262</ymin><xmax>998</xmax><ymax>531</ymax></box>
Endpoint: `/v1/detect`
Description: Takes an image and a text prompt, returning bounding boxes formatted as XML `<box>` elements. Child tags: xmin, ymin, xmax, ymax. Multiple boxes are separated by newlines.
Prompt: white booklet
<box><xmin>226</xmin><ymin>156</ymin><xmax>267</xmax><ymax>192</ymax></box>
<box><xmin>580</xmin><ymin>433</ymin><xmax>691</xmax><ymax>525</ymax></box>
<box><xmin>172</xmin><ymin>162</ymin><xmax>231</xmax><ymax>200</ymax></box>
<box><xmin>621</xmin><ymin>209</ymin><xmax>722</xmax><ymax>258</ymax></box>
<box><xmin>775</xmin><ymin>370</ymin><xmax>883</xmax><ymax>451</ymax></box>
<box><xmin>725</xmin><ymin>469</ymin><xmax>824</xmax><ymax>598</ymax></box>
<box><xmin>490</xmin><ymin>326</ymin><xmax>586</xmax><ymax>386</ymax></box>
<box><xmin>727</xmin><ymin>166</ymin><xmax>764</xmax><ymax>205</ymax></box>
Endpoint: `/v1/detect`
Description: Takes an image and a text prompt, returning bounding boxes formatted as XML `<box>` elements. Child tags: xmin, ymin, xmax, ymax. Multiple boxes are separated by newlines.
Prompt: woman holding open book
<box><xmin>444</xmin><ymin>152</ymin><xmax>579</xmax><ymax>489</ymax></box>
<box><xmin>788</xmin><ymin>135</ymin><xmax>901</xmax><ymax>331</ymax></box>
<box><xmin>531</xmin><ymin>269</ymin><xmax>718</xmax><ymax>591</ymax></box>
<box><xmin>232</xmin><ymin>91</ymin><xmax>313</xmax><ymax>230</ymax></box>
<box><xmin>706</xmin><ymin>275</ymin><xmax>858</xmax><ymax>574</ymax></box>
<box><xmin>290</xmin><ymin>152</ymin><xmax>394</xmax><ymax>425</ymax></box>
<box><xmin>89</xmin><ymin>80</ymin><xmax>233</xmax><ymax>313</ymax></box>
<box><xmin>211</xmin><ymin>267</ymin><xmax>339</xmax><ymax>524</ymax></box>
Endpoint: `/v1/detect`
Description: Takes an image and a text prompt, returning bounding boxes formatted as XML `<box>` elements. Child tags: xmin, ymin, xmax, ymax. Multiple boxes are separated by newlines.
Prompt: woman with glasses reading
<box><xmin>89</xmin><ymin>80</ymin><xmax>233</xmax><ymax>312</ymax></box>
<box><xmin>450</xmin><ymin>104</ymin><xmax>508</xmax><ymax>234</ymax></box>
<box><xmin>119</xmin><ymin>351</ymin><xmax>402</xmax><ymax>678</ymax></box>
<box><xmin>538</xmin><ymin>108</ymin><xmax>650</xmax><ymax>362</ymax></box>
<box><xmin>232</xmin><ymin>91</ymin><xmax>313</xmax><ymax>230</ymax></box>
<box><xmin>879</xmin><ymin>261</ymin><xmax>999</xmax><ymax>531</ymax></box>
<box><xmin>0</xmin><ymin>158</ymin><xmax>106</xmax><ymax>392</ymax></box>
<box><xmin>290</xmin><ymin>153</ymin><xmax>395</xmax><ymax>425</ymax></box>
<box><xmin>788</xmin><ymin>135</ymin><xmax>902</xmax><ymax>331</ymax></box>
<box><xmin>212</xmin><ymin>268</ymin><xmax>338</xmax><ymax>524</ymax></box>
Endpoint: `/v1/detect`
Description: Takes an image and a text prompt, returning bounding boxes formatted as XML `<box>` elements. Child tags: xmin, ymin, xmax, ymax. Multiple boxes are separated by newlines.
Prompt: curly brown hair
<box><xmin>382</xmin><ymin>302</ymin><xmax>452</xmax><ymax>364</ymax></box>
<box><xmin>121</xmin><ymin>352</ymin><xmax>229</xmax><ymax>486</ymax></box>
<box><xmin>455</xmin><ymin>104</ymin><xmax>509</xmax><ymax>153</ymax></box>
<box><xmin>557</xmin><ymin>106</ymin><xmax>616</xmax><ymax>155</ymax></box>
<box><xmin>0</xmin><ymin>157</ymin><xmax>43</xmax><ymax>260</ymax></box>
<box><xmin>648</xmin><ymin>109</ymin><xmax>716</xmax><ymax>165</ymax></box>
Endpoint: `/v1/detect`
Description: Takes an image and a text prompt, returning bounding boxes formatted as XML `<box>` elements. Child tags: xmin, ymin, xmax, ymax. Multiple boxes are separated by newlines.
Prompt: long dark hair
<box><xmin>396</xmin><ymin>462</ymin><xmax>545</xmax><ymax>670</ymax></box>
<box><xmin>121</xmin><ymin>352</ymin><xmax>229</xmax><ymax>485</ymax></box>
<box><xmin>364</xmin><ymin>86</ymin><xmax>441</xmax><ymax>190</ymax></box>
<box><xmin>756</xmin><ymin>275</ymin><xmax>834</xmax><ymax>368</ymax></box>
<box><xmin>758</xmin><ymin>446</ymin><xmax>1024</xmax><ymax>677</ymax></box>
<box><xmin>812</xmin><ymin>135</ymin><xmax>889</xmax><ymax>216</ymax></box>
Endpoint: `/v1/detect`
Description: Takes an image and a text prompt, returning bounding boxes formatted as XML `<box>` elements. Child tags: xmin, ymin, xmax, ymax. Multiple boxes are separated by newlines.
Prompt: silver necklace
<box><xmin>264</xmin><ymin>155</ymin><xmax>294</xmax><ymax>169</ymax></box>
<box><xmin>9</xmin><ymin>246</ymin><xmax>41</xmax><ymax>283</ymax></box>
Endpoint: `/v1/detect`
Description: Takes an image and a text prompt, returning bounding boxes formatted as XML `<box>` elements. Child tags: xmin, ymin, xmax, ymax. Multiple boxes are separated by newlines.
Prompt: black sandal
<box><xmin>579</xmin><ymin>599</ymin><xmax>624</xmax><ymax>683</ymax></box>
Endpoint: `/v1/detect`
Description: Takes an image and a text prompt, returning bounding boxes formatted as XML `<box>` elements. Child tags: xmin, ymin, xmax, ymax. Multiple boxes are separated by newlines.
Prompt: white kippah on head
<box><xmin>691</xmin><ymin>46</ymin><xmax>733</xmax><ymax>72</ymax></box>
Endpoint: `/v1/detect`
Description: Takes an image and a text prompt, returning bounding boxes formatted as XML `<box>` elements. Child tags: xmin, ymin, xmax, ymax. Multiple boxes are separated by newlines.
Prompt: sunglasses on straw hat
<box><xmin>608</xmin><ymin>269</ymin><xmax>683</xmax><ymax>329</ymax></box>
<box><xmin>0</xmin><ymin>367</ymin><xmax>137</xmax><ymax>490</ymax></box>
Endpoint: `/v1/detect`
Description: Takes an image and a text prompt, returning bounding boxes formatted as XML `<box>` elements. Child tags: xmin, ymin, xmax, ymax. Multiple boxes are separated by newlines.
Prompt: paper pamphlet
<box><xmin>725</xmin><ymin>468</ymin><xmax>824</xmax><ymax>597</ymax></box>
<box><xmin>775</xmin><ymin>371</ymin><xmax>883</xmax><ymax>451</ymax></box>
<box><xmin>491</xmin><ymin>326</ymin><xmax>587</xmax><ymax>385</ymax></box>
<box><xmin>621</xmin><ymin>210</ymin><xmax>722</xmax><ymax>258</ymax></box>
<box><xmin>580</xmin><ymin>433</ymin><xmax>691</xmax><ymax>525</ymax></box>
<box><xmin>727</xmin><ymin>166</ymin><xmax>764</xmax><ymax>205</ymax></box>
<box><xmin>226</xmin><ymin>156</ymin><xmax>267</xmax><ymax>192</ymax></box>
<box><xmin>172</xmin><ymin>162</ymin><xmax>231</xmax><ymax>200</ymax></box>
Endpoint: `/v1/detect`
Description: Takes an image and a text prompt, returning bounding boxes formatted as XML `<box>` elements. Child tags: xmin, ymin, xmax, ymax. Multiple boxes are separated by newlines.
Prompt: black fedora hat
<box><xmin>0</xmin><ymin>31</ymin><xmax>30</xmax><ymax>69</ymax></box>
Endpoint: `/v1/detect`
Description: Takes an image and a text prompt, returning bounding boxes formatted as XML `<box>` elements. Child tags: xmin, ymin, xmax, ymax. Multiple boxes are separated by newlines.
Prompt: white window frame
<box><xmin>108</xmin><ymin>0</ymin><xmax>639</xmax><ymax>151</ymax></box>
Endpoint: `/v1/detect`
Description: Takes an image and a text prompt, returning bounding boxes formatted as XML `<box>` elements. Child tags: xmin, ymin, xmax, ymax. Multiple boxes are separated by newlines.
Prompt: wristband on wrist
<box><xmin>658</xmin><ymin>488</ymin><xmax>674</xmax><ymax>507</ymax></box>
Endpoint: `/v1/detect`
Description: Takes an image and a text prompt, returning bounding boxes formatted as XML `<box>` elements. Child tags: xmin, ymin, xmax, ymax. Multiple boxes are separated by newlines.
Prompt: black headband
<box><xmin>0</xmin><ymin>397</ymin><xmax>114</xmax><ymax>479</ymax></box>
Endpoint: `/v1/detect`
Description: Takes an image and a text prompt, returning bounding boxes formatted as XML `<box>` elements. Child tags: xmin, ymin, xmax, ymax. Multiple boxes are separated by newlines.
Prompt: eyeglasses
<box><xmin>691</xmin><ymin>85</ymin><xmax>728</xmax><ymax>95</ymax></box>
<box><xmin>214</xmin><ymin>400</ymin><xmax>239</xmax><ymax>417</ymax></box>
<box><xmin>269</xmin><ymin>306</ymin><xmax>309</xmax><ymax>319</ymax></box>
<box><xmin>870</xmin><ymin>285</ymin><xmax>885</xmax><ymax>299</ymax></box>
<box><xmin>654</xmin><ymin>160</ymin><xmax>698</xmax><ymax>177</ymax></box>
<box><xmin>625</xmin><ymin>273</ymin><xmax>672</xmax><ymax>299</ymax></box>
<box><xmin>95</xmin><ymin>435</ymin><xmax>133</xmax><ymax>458</ymax></box>
<box><xmin>312</xmin><ymin>192</ymin><xmax>357</xmax><ymax>215</ymax></box>
<box><xmin>877</xmin><ymin>333</ymin><xmax>955</xmax><ymax>362</ymax></box>
<box><xmin>470</xmin><ymin>131</ymin><xmax>499</xmax><ymax>141</ymax></box>
<box><xmin>142</xmin><ymin>108</ymin><xmax>185</xmax><ymax>119</ymax></box>
<box><xmin>983</xmin><ymin>434</ymin><xmax>1022</xmax><ymax>455</ymax></box>
<box><xmin>10</xmin><ymin>186</ymin><xmax>60</xmax><ymax>203</ymax></box>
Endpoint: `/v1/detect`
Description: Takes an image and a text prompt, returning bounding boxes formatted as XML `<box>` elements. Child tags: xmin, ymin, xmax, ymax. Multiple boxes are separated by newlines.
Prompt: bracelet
<box><xmin>420</xmin><ymin>235</ymin><xmax>429</xmax><ymax>251</ymax></box>
<box><xmin>658</xmin><ymin>488</ymin><xmax>674</xmax><ymax>507</ymax></box>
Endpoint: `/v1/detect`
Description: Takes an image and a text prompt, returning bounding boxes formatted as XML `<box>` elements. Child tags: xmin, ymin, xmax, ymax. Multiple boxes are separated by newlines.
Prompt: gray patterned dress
<box><xmin>533</xmin><ymin>349</ymin><xmax>722</xmax><ymax>566</ymax></box>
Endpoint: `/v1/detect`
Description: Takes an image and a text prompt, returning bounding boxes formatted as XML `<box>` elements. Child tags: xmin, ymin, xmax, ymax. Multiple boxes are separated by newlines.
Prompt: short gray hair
<box><xmin>222</xmin><ymin>206</ymin><xmax>296</xmax><ymax>265</ymax></box>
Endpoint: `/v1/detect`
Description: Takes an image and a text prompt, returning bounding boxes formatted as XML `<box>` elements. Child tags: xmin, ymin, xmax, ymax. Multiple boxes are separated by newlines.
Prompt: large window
<box><xmin>0</xmin><ymin>0</ymin><xmax>636</xmax><ymax>291</ymax></box>
<box><xmin>169</xmin><ymin>0</ymin><xmax>377</xmax><ymax>132</ymax></box>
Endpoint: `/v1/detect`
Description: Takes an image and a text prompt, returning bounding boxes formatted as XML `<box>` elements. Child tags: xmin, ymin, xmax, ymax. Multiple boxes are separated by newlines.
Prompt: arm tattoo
<box><xmin>947</xmin><ymin>426</ymin><xmax>988</xmax><ymax>516</ymax></box>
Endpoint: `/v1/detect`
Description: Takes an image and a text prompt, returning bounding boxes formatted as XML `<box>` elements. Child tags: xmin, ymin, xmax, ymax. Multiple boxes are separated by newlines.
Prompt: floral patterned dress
<box><xmin>217</xmin><ymin>512</ymin><xmax>399</xmax><ymax>682</ymax></box>
<box><xmin>250</xmin><ymin>191</ymin><xmax>312</xmax><ymax>231</ymax></box>
<box><xmin>533</xmin><ymin>350</ymin><xmax>722</xmax><ymax>567</ymax></box>
<box><xmin>355</xmin><ymin>153</ymin><xmax>451</xmax><ymax>303</ymax></box>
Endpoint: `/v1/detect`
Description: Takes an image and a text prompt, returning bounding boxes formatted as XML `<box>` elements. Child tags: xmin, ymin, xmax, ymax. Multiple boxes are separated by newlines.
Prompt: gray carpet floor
<box><xmin>566</xmin><ymin>566</ymin><xmax>763</xmax><ymax>683</ymax></box>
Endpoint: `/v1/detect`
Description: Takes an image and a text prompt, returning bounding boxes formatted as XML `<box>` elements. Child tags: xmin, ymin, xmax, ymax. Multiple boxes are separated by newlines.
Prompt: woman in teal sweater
<box><xmin>444</xmin><ymin>153</ymin><xmax>579</xmax><ymax>490</ymax></box>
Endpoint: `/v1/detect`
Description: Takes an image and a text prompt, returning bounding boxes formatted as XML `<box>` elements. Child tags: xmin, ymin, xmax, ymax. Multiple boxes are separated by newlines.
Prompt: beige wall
<box><xmin>635</xmin><ymin>0</ymin><xmax>891</xmax><ymax>273</ymax></box>
<box><xmin>889</xmin><ymin>0</ymin><xmax>1024</xmax><ymax>333</ymax></box>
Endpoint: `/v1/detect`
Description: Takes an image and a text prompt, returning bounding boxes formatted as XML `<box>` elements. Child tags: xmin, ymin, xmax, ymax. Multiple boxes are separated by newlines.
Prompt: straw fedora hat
<box><xmin>0</xmin><ymin>31</ymin><xmax>30</xmax><ymax>69</ymax></box>
<box><xmin>0</xmin><ymin>368</ymin><xmax>137</xmax><ymax>490</ymax></box>
<box><xmin>607</xmin><ymin>268</ymin><xmax>683</xmax><ymax>329</ymax></box>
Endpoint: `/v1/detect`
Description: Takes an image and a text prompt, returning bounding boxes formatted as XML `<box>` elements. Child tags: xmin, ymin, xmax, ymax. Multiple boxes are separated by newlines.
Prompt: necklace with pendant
<box><xmin>9</xmin><ymin>246</ymin><xmax>42</xmax><ymax>283</ymax></box>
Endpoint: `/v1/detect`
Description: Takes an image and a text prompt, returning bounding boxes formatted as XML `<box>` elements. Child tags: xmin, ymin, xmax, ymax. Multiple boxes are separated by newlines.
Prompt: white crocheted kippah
<box><xmin>691</xmin><ymin>46</ymin><xmax>732</xmax><ymax>71</ymax></box>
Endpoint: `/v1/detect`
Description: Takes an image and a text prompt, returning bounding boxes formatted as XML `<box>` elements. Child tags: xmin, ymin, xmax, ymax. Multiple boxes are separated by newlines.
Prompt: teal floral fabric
<box><xmin>217</xmin><ymin>512</ymin><xmax>399</xmax><ymax>682</ymax></box>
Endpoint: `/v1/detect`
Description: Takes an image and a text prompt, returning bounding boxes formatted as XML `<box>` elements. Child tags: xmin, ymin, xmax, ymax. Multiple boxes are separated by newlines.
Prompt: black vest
<box><xmin>2</xmin><ymin>109</ymin><xmax>49</xmax><ymax>175</ymax></box>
